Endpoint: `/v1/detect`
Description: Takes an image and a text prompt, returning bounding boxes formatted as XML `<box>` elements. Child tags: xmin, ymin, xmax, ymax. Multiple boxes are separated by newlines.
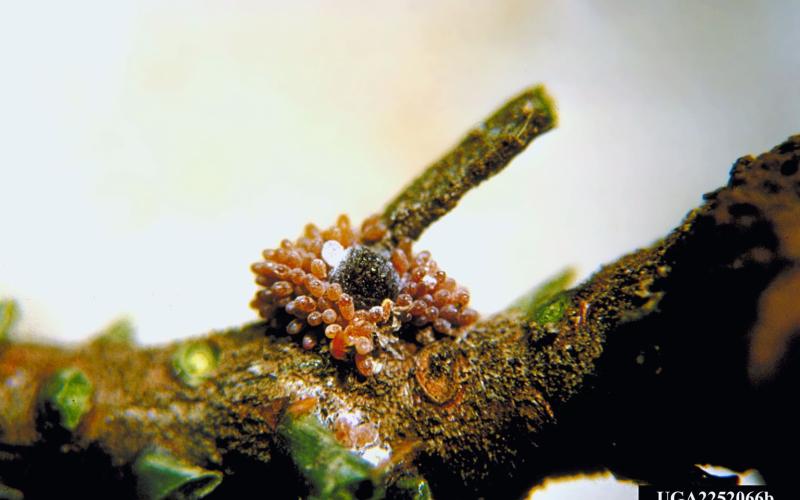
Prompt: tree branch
<box><xmin>382</xmin><ymin>85</ymin><xmax>557</xmax><ymax>243</ymax></box>
<box><xmin>1</xmin><ymin>85</ymin><xmax>798</xmax><ymax>499</ymax></box>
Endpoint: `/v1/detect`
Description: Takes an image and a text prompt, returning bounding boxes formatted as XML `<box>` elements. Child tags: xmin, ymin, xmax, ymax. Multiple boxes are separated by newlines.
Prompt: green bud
<box><xmin>93</xmin><ymin>317</ymin><xmax>135</xmax><ymax>345</ymax></box>
<box><xmin>0</xmin><ymin>482</ymin><xmax>24</xmax><ymax>500</ymax></box>
<box><xmin>532</xmin><ymin>291</ymin><xmax>572</xmax><ymax>326</ymax></box>
<box><xmin>280</xmin><ymin>413</ymin><xmax>382</xmax><ymax>499</ymax></box>
<box><xmin>513</xmin><ymin>267</ymin><xmax>576</xmax><ymax>322</ymax></box>
<box><xmin>39</xmin><ymin>367</ymin><xmax>93</xmax><ymax>431</ymax></box>
<box><xmin>172</xmin><ymin>341</ymin><xmax>219</xmax><ymax>387</ymax></box>
<box><xmin>392</xmin><ymin>476</ymin><xmax>433</xmax><ymax>500</ymax></box>
<box><xmin>0</xmin><ymin>299</ymin><xmax>20</xmax><ymax>342</ymax></box>
<box><xmin>133</xmin><ymin>449</ymin><xmax>222</xmax><ymax>500</ymax></box>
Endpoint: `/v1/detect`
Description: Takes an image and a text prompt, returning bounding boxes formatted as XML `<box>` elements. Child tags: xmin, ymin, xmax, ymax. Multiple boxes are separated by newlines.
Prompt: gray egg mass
<box><xmin>329</xmin><ymin>245</ymin><xmax>400</xmax><ymax>309</ymax></box>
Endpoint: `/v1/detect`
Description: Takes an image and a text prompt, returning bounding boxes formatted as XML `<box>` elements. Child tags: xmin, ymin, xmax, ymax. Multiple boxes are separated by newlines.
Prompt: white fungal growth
<box><xmin>321</xmin><ymin>240</ymin><xmax>346</xmax><ymax>268</ymax></box>
<box><xmin>360</xmin><ymin>444</ymin><xmax>392</xmax><ymax>467</ymax></box>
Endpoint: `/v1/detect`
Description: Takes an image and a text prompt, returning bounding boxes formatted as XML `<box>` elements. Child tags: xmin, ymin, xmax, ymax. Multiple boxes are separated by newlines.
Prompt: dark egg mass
<box><xmin>329</xmin><ymin>246</ymin><xmax>400</xmax><ymax>309</ymax></box>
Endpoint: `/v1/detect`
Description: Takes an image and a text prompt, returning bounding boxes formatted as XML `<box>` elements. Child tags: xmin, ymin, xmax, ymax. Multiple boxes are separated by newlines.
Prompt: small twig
<box><xmin>382</xmin><ymin>85</ymin><xmax>557</xmax><ymax>242</ymax></box>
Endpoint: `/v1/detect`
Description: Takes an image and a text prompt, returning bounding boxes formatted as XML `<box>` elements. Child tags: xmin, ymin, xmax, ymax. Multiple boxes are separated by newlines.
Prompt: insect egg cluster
<box><xmin>250</xmin><ymin>214</ymin><xmax>479</xmax><ymax>376</ymax></box>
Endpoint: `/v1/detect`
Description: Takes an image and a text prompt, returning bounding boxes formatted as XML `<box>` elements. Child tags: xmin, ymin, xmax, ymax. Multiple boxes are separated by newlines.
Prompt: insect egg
<box><xmin>250</xmin><ymin>213</ymin><xmax>480</xmax><ymax>375</ymax></box>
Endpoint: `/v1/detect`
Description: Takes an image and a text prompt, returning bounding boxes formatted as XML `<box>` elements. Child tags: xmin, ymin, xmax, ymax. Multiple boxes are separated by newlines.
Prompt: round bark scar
<box><xmin>414</xmin><ymin>341</ymin><xmax>465</xmax><ymax>406</ymax></box>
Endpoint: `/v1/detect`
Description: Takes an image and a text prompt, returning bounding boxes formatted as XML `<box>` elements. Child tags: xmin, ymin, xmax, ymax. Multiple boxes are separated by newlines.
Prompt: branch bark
<box><xmin>1</xmin><ymin>86</ymin><xmax>798</xmax><ymax>499</ymax></box>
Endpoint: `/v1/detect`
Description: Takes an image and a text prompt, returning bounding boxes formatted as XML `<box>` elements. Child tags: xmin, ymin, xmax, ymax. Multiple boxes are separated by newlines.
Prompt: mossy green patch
<box><xmin>39</xmin><ymin>367</ymin><xmax>93</xmax><ymax>431</ymax></box>
<box><xmin>0</xmin><ymin>299</ymin><xmax>19</xmax><ymax>342</ymax></box>
<box><xmin>133</xmin><ymin>449</ymin><xmax>222</xmax><ymax>500</ymax></box>
<box><xmin>279</xmin><ymin>413</ymin><xmax>383</xmax><ymax>499</ymax></box>
<box><xmin>172</xmin><ymin>341</ymin><xmax>219</xmax><ymax>387</ymax></box>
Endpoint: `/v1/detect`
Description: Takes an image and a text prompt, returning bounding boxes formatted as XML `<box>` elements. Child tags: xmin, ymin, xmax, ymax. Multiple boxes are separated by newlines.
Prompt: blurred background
<box><xmin>0</xmin><ymin>1</ymin><xmax>797</xmax><ymax>498</ymax></box>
